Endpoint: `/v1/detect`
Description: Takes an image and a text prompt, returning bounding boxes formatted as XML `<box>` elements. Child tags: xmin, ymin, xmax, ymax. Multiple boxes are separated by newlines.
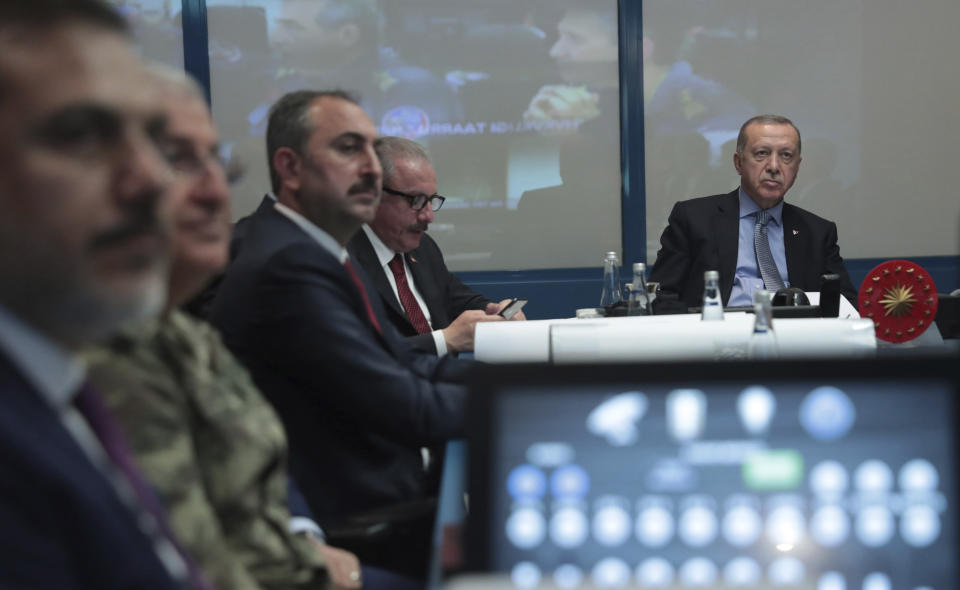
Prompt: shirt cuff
<box><xmin>431</xmin><ymin>329</ymin><xmax>448</xmax><ymax>356</ymax></box>
<box><xmin>289</xmin><ymin>516</ymin><xmax>325</xmax><ymax>542</ymax></box>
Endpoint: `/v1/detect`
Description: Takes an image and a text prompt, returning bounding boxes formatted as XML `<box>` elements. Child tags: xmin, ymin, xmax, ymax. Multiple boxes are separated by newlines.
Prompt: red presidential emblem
<box><xmin>858</xmin><ymin>260</ymin><xmax>938</xmax><ymax>343</ymax></box>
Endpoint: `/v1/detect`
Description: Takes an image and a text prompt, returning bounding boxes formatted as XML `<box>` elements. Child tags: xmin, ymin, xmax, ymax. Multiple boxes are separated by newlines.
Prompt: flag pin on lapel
<box><xmin>410</xmin><ymin>256</ymin><xmax>418</xmax><ymax>263</ymax></box>
<box><xmin>792</xmin><ymin>229</ymin><xmax>799</xmax><ymax>236</ymax></box>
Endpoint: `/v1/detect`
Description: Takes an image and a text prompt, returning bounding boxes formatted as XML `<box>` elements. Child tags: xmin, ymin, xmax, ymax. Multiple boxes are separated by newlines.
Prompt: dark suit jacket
<box><xmin>0</xmin><ymin>352</ymin><xmax>181</xmax><ymax>590</ymax></box>
<box><xmin>182</xmin><ymin>195</ymin><xmax>273</xmax><ymax>320</ymax></box>
<box><xmin>208</xmin><ymin>205</ymin><xmax>472</xmax><ymax>527</ymax></box>
<box><xmin>347</xmin><ymin>230</ymin><xmax>490</xmax><ymax>354</ymax></box>
<box><xmin>649</xmin><ymin>190</ymin><xmax>857</xmax><ymax>308</ymax></box>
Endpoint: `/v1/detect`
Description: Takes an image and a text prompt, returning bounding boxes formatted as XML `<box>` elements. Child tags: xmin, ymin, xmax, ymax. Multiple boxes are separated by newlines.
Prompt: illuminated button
<box><xmin>553</xmin><ymin>564</ymin><xmax>583</xmax><ymax>589</ymax></box>
<box><xmin>899</xmin><ymin>459</ymin><xmax>939</xmax><ymax>492</ymax></box>
<box><xmin>511</xmin><ymin>562</ymin><xmax>541</xmax><ymax>589</ymax></box>
<box><xmin>679</xmin><ymin>505</ymin><xmax>718</xmax><ymax>547</ymax></box>
<box><xmin>507</xmin><ymin>465</ymin><xmax>546</xmax><ymax>500</ymax></box>
<box><xmin>586</xmin><ymin>392</ymin><xmax>648</xmax><ymax>446</ymax></box>
<box><xmin>591</xmin><ymin>557</ymin><xmax>631</xmax><ymax>588</ymax></box>
<box><xmin>768</xmin><ymin>556</ymin><xmax>805</xmax><ymax>586</ymax></box>
<box><xmin>722</xmin><ymin>505</ymin><xmax>762</xmax><ymax>547</ymax></box>
<box><xmin>723</xmin><ymin>557</ymin><xmax>761</xmax><ymax>586</ymax></box>
<box><xmin>593</xmin><ymin>505</ymin><xmax>631</xmax><ymax>547</ymax></box>
<box><xmin>819</xmin><ymin>572</ymin><xmax>847</xmax><ymax>590</ymax></box>
<box><xmin>810</xmin><ymin>505</ymin><xmax>850</xmax><ymax>547</ymax></box>
<box><xmin>855</xmin><ymin>461</ymin><xmax>893</xmax><ymax>493</ymax></box>
<box><xmin>810</xmin><ymin>461</ymin><xmax>849</xmax><ymax>497</ymax></box>
<box><xmin>527</xmin><ymin>442</ymin><xmax>573</xmax><ymax>468</ymax></box>
<box><xmin>737</xmin><ymin>386</ymin><xmax>777</xmax><ymax>435</ymax></box>
<box><xmin>862</xmin><ymin>572</ymin><xmax>891</xmax><ymax>590</ymax></box>
<box><xmin>900</xmin><ymin>504</ymin><xmax>940</xmax><ymax>547</ymax></box>
<box><xmin>551</xmin><ymin>464</ymin><xmax>590</xmax><ymax>499</ymax></box>
<box><xmin>667</xmin><ymin>389</ymin><xmax>707</xmax><ymax>442</ymax></box>
<box><xmin>743</xmin><ymin>450</ymin><xmax>804</xmax><ymax>491</ymax></box>
<box><xmin>636</xmin><ymin>505</ymin><xmax>675</xmax><ymax>547</ymax></box>
<box><xmin>855</xmin><ymin>506</ymin><xmax>894</xmax><ymax>547</ymax></box>
<box><xmin>766</xmin><ymin>506</ymin><xmax>805</xmax><ymax>546</ymax></box>
<box><xmin>636</xmin><ymin>557</ymin><xmax>674</xmax><ymax>587</ymax></box>
<box><xmin>800</xmin><ymin>386</ymin><xmax>855</xmax><ymax>441</ymax></box>
<box><xmin>506</xmin><ymin>508</ymin><xmax>545</xmax><ymax>549</ymax></box>
<box><xmin>550</xmin><ymin>507</ymin><xmax>588</xmax><ymax>549</ymax></box>
<box><xmin>679</xmin><ymin>557</ymin><xmax>718</xmax><ymax>587</ymax></box>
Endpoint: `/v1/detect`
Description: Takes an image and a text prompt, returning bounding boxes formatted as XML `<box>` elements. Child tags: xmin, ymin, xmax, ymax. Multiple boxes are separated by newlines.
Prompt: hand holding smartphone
<box><xmin>498</xmin><ymin>298</ymin><xmax>528</xmax><ymax>320</ymax></box>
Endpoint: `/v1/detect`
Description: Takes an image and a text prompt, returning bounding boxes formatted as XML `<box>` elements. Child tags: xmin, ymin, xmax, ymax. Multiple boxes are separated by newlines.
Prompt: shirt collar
<box><xmin>362</xmin><ymin>225</ymin><xmax>399</xmax><ymax>268</ymax></box>
<box><xmin>0</xmin><ymin>303</ymin><xmax>85</xmax><ymax>409</ymax></box>
<box><xmin>738</xmin><ymin>186</ymin><xmax>784</xmax><ymax>226</ymax></box>
<box><xmin>273</xmin><ymin>201</ymin><xmax>348</xmax><ymax>263</ymax></box>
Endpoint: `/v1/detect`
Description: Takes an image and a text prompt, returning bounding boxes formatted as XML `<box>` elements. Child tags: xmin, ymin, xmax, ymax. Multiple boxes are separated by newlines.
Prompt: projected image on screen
<box><xmin>106</xmin><ymin>0</ymin><xmax>184</xmax><ymax>67</ymax></box>
<box><xmin>207</xmin><ymin>0</ymin><xmax>622</xmax><ymax>271</ymax></box>
<box><xmin>487</xmin><ymin>380</ymin><xmax>955</xmax><ymax>589</ymax></box>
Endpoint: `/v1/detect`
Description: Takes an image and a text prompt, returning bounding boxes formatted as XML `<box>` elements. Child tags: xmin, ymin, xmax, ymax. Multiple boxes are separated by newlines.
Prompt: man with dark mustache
<box><xmin>209</xmin><ymin>90</ymin><xmax>477</xmax><ymax>581</ymax></box>
<box><xmin>348</xmin><ymin>137</ymin><xmax>521</xmax><ymax>356</ymax></box>
<box><xmin>649</xmin><ymin>114</ymin><xmax>857</xmax><ymax>308</ymax></box>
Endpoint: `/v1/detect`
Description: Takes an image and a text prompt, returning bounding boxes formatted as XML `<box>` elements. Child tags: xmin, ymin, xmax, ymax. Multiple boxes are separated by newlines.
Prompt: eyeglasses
<box><xmin>162</xmin><ymin>139</ymin><xmax>244</xmax><ymax>185</ymax></box>
<box><xmin>382</xmin><ymin>186</ymin><xmax>446</xmax><ymax>212</ymax></box>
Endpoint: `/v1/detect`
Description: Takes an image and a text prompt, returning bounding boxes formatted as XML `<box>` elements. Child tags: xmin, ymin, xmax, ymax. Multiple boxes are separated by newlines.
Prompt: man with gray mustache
<box><xmin>349</xmin><ymin>137</ymin><xmax>522</xmax><ymax>357</ymax></box>
<box><xmin>209</xmin><ymin>90</ymin><xmax>477</xmax><ymax>581</ymax></box>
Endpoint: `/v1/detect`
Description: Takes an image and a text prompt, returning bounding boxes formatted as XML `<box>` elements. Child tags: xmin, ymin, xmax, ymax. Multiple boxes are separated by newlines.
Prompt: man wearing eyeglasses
<box><xmin>348</xmin><ymin>137</ymin><xmax>522</xmax><ymax>356</ymax></box>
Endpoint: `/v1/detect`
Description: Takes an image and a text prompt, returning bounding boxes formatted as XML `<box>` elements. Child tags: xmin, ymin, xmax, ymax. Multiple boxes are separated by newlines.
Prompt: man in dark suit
<box><xmin>0</xmin><ymin>2</ymin><xmax>203</xmax><ymax>587</ymax></box>
<box><xmin>209</xmin><ymin>90</ymin><xmax>476</xmax><ymax>579</ymax></box>
<box><xmin>649</xmin><ymin>114</ymin><xmax>857</xmax><ymax>308</ymax></box>
<box><xmin>349</xmin><ymin>136</ymin><xmax>522</xmax><ymax>355</ymax></box>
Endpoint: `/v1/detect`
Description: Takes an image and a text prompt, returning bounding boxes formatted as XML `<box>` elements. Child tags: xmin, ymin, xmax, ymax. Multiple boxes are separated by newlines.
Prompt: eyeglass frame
<box><xmin>382</xmin><ymin>186</ymin><xmax>446</xmax><ymax>212</ymax></box>
<box><xmin>161</xmin><ymin>138</ymin><xmax>245</xmax><ymax>185</ymax></box>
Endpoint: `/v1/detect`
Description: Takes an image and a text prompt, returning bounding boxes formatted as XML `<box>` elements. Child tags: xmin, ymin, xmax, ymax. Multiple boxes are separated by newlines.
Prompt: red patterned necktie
<box><xmin>387</xmin><ymin>254</ymin><xmax>432</xmax><ymax>335</ymax></box>
<box><xmin>344</xmin><ymin>259</ymin><xmax>383</xmax><ymax>334</ymax></box>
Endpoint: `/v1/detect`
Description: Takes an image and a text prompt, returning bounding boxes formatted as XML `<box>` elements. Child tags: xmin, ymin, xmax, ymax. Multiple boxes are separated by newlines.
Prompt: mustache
<box><xmin>348</xmin><ymin>176</ymin><xmax>379</xmax><ymax>196</ymax></box>
<box><xmin>408</xmin><ymin>222</ymin><xmax>429</xmax><ymax>232</ymax></box>
<box><xmin>90</xmin><ymin>208</ymin><xmax>165</xmax><ymax>251</ymax></box>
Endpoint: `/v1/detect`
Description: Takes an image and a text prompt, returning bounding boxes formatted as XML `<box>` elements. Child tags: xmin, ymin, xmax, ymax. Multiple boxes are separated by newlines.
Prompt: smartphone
<box><xmin>498</xmin><ymin>298</ymin><xmax>528</xmax><ymax>320</ymax></box>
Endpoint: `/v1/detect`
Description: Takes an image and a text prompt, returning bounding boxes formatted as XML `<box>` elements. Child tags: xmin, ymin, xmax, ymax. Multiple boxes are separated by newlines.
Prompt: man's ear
<box><xmin>733</xmin><ymin>151</ymin><xmax>743</xmax><ymax>175</ymax></box>
<box><xmin>273</xmin><ymin>147</ymin><xmax>302</xmax><ymax>192</ymax></box>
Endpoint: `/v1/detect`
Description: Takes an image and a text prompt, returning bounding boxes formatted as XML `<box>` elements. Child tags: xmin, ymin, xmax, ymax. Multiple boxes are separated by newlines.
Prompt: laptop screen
<box><xmin>465</xmin><ymin>358</ymin><xmax>958</xmax><ymax>590</ymax></box>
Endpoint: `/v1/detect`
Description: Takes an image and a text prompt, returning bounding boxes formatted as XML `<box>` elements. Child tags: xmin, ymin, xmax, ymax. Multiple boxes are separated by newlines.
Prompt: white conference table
<box><xmin>474</xmin><ymin>313</ymin><xmax>876</xmax><ymax>364</ymax></box>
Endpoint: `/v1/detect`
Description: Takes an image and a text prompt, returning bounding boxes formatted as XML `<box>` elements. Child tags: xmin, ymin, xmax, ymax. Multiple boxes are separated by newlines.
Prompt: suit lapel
<box><xmin>714</xmin><ymin>190</ymin><xmax>740</xmax><ymax>302</ymax></box>
<box><xmin>350</xmin><ymin>231</ymin><xmax>406</xmax><ymax>319</ymax></box>
<box><xmin>782</xmin><ymin>204</ymin><xmax>807</xmax><ymax>287</ymax></box>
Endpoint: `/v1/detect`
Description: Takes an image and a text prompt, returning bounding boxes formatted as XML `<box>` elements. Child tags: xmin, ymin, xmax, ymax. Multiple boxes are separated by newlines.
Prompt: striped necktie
<box><xmin>74</xmin><ymin>383</ymin><xmax>213</xmax><ymax>590</ymax></box>
<box><xmin>754</xmin><ymin>209</ymin><xmax>786</xmax><ymax>291</ymax></box>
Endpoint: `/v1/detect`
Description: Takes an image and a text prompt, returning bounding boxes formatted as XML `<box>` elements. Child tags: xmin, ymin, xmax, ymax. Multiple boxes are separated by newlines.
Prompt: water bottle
<box><xmin>628</xmin><ymin>262</ymin><xmax>651</xmax><ymax>316</ymax></box>
<box><xmin>748</xmin><ymin>290</ymin><xmax>779</xmax><ymax>359</ymax></box>
<box><xmin>701</xmin><ymin>270</ymin><xmax>724</xmax><ymax>320</ymax></box>
<box><xmin>600</xmin><ymin>251</ymin><xmax>622</xmax><ymax>306</ymax></box>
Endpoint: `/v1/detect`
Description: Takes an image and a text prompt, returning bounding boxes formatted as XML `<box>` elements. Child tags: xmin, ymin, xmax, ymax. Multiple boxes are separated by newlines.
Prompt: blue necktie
<box><xmin>754</xmin><ymin>209</ymin><xmax>785</xmax><ymax>291</ymax></box>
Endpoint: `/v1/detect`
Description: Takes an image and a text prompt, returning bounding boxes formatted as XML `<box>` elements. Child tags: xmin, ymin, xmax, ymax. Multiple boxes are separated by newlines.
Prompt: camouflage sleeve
<box><xmin>87</xmin><ymin>341</ymin><xmax>267</xmax><ymax>590</ymax></box>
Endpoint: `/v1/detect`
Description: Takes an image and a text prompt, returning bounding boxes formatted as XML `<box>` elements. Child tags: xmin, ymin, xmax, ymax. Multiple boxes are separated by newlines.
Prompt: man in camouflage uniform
<box><xmin>86</xmin><ymin>66</ymin><xmax>367</xmax><ymax>590</ymax></box>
